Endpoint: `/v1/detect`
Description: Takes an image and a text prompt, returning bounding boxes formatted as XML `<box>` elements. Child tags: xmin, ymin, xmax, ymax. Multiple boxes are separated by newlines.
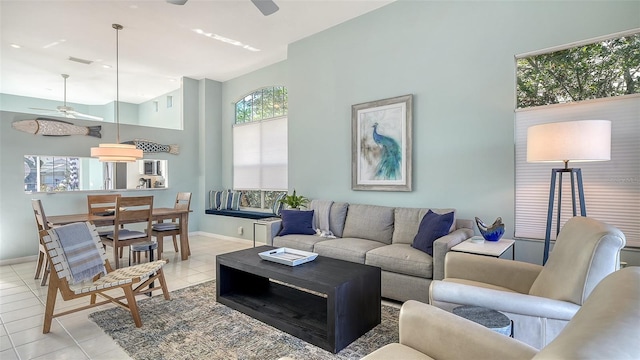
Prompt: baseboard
<box><xmin>0</xmin><ymin>255</ymin><xmax>38</xmax><ymax>266</ymax></box>
<box><xmin>190</xmin><ymin>231</ymin><xmax>254</xmax><ymax>244</ymax></box>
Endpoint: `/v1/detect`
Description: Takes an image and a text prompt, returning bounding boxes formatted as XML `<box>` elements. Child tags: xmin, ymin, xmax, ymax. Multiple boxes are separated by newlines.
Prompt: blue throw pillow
<box><xmin>279</xmin><ymin>210</ymin><xmax>316</xmax><ymax>236</ymax></box>
<box><xmin>412</xmin><ymin>210</ymin><xmax>455</xmax><ymax>256</ymax></box>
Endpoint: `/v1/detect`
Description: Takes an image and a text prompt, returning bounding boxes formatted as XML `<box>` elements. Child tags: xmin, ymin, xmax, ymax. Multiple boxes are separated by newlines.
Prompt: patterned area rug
<box><xmin>89</xmin><ymin>281</ymin><xmax>399</xmax><ymax>360</ymax></box>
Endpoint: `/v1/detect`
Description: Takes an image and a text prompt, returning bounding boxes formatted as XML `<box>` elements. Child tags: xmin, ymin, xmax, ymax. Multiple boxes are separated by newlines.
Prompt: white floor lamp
<box><xmin>527</xmin><ymin>120</ymin><xmax>611</xmax><ymax>264</ymax></box>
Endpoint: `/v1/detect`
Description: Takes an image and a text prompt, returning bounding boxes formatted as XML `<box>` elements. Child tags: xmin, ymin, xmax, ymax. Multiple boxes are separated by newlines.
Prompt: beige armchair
<box><xmin>363</xmin><ymin>266</ymin><xmax>640</xmax><ymax>360</ymax></box>
<box><xmin>429</xmin><ymin>216</ymin><xmax>625</xmax><ymax>349</ymax></box>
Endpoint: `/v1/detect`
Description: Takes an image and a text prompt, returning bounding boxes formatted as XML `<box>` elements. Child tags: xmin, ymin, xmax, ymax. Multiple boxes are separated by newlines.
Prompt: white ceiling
<box><xmin>0</xmin><ymin>0</ymin><xmax>393</xmax><ymax>105</ymax></box>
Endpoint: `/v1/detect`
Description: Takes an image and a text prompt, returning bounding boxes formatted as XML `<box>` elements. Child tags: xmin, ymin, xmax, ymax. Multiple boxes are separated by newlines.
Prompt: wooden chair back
<box><xmin>175</xmin><ymin>192</ymin><xmax>192</xmax><ymax>211</ymax></box>
<box><xmin>32</xmin><ymin>199</ymin><xmax>52</xmax><ymax>285</ymax></box>
<box><xmin>87</xmin><ymin>194</ymin><xmax>121</xmax><ymax>215</ymax></box>
<box><xmin>113</xmin><ymin>196</ymin><xmax>154</xmax><ymax>236</ymax></box>
<box><xmin>32</xmin><ymin>199</ymin><xmax>51</xmax><ymax>231</ymax></box>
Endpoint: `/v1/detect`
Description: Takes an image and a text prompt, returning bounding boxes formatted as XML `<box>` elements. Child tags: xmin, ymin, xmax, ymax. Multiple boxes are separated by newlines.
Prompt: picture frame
<box><xmin>352</xmin><ymin>94</ymin><xmax>412</xmax><ymax>191</ymax></box>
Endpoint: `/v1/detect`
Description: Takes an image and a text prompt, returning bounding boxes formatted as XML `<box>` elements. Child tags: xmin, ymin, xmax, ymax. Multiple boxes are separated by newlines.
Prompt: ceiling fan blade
<box><xmin>166</xmin><ymin>0</ymin><xmax>188</xmax><ymax>5</ymax></box>
<box><xmin>69</xmin><ymin>110</ymin><xmax>104</xmax><ymax>121</ymax></box>
<box><xmin>29</xmin><ymin>107</ymin><xmax>57</xmax><ymax>112</ymax></box>
<box><xmin>251</xmin><ymin>0</ymin><xmax>279</xmax><ymax>16</ymax></box>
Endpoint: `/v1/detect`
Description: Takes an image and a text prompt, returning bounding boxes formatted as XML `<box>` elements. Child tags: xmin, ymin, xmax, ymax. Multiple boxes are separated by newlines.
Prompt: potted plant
<box><xmin>278</xmin><ymin>189</ymin><xmax>308</xmax><ymax>209</ymax></box>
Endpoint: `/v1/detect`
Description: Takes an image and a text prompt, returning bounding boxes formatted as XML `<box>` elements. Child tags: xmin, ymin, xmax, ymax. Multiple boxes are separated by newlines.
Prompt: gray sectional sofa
<box><xmin>269</xmin><ymin>200</ymin><xmax>474</xmax><ymax>303</ymax></box>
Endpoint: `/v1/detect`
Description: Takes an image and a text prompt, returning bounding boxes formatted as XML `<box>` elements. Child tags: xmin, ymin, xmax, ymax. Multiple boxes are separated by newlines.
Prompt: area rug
<box><xmin>89</xmin><ymin>281</ymin><xmax>399</xmax><ymax>360</ymax></box>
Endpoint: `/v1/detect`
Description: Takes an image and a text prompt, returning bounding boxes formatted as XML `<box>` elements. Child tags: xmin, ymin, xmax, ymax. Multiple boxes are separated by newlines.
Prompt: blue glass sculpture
<box><xmin>475</xmin><ymin>217</ymin><xmax>505</xmax><ymax>242</ymax></box>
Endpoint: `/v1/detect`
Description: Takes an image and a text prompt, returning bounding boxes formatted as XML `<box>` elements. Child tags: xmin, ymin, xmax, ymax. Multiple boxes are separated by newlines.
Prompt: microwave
<box><xmin>143</xmin><ymin>160</ymin><xmax>161</xmax><ymax>175</ymax></box>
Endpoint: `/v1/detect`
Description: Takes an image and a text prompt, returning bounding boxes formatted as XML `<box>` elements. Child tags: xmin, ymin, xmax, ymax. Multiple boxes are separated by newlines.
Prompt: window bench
<box><xmin>205</xmin><ymin>209</ymin><xmax>277</xmax><ymax>220</ymax></box>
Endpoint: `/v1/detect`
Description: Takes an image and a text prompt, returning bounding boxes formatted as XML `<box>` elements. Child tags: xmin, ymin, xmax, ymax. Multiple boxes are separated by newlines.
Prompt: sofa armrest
<box><xmin>400</xmin><ymin>300</ymin><xmax>538</xmax><ymax>359</ymax></box>
<box><xmin>263</xmin><ymin>219</ymin><xmax>282</xmax><ymax>246</ymax></box>
<box><xmin>429</xmin><ymin>281</ymin><xmax>580</xmax><ymax>320</ymax></box>
<box><xmin>432</xmin><ymin>228</ymin><xmax>474</xmax><ymax>280</ymax></box>
<box><xmin>444</xmin><ymin>252</ymin><xmax>543</xmax><ymax>293</ymax></box>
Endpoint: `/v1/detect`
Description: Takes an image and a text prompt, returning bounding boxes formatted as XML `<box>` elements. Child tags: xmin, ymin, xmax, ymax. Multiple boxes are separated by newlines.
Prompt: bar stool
<box><xmin>130</xmin><ymin>241</ymin><xmax>158</xmax><ymax>265</ymax></box>
<box><xmin>130</xmin><ymin>241</ymin><xmax>159</xmax><ymax>297</ymax></box>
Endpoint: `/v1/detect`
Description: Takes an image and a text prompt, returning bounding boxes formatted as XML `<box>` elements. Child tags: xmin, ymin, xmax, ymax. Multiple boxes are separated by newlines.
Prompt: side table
<box><xmin>453</xmin><ymin>305</ymin><xmax>513</xmax><ymax>337</ymax></box>
<box><xmin>252</xmin><ymin>217</ymin><xmax>282</xmax><ymax>247</ymax></box>
<box><xmin>451</xmin><ymin>237</ymin><xmax>515</xmax><ymax>259</ymax></box>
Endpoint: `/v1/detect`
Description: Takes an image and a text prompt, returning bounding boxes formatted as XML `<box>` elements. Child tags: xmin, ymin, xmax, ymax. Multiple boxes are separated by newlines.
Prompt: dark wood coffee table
<box><xmin>216</xmin><ymin>246</ymin><xmax>381</xmax><ymax>353</ymax></box>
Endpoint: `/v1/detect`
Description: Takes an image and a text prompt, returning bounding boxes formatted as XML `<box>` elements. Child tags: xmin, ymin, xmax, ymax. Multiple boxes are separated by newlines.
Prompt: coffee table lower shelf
<box><xmin>219</xmin><ymin>280</ymin><xmax>328</xmax><ymax>346</ymax></box>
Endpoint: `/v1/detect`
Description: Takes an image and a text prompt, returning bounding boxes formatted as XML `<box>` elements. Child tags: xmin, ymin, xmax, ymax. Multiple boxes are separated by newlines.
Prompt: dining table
<box><xmin>47</xmin><ymin>207</ymin><xmax>192</xmax><ymax>262</ymax></box>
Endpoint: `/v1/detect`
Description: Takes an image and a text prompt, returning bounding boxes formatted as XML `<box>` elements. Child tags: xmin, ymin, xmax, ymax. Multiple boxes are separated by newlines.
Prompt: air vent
<box><xmin>68</xmin><ymin>56</ymin><xmax>93</xmax><ymax>65</ymax></box>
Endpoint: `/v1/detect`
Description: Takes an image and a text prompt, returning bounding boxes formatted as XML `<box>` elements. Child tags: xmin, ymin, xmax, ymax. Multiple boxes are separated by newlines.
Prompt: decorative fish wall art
<box><xmin>122</xmin><ymin>139</ymin><xmax>179</xmax><ymax>155</ymax></box>
<box><xmin>11</xmin><ymin>118</ymin><xmax>101</xmax><ymax>138</ymax></box>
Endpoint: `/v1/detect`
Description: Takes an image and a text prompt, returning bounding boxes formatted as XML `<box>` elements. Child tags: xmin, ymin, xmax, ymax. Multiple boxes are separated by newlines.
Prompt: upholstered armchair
<box><xmin>363</xmin><ymin>267</ymin><xmax>640</xmax><ymax>360</ymax></box>
<box><xmin>429</xmin><ymin>216</ymin><xmax>625</xmax><ymax>349</ymax></box>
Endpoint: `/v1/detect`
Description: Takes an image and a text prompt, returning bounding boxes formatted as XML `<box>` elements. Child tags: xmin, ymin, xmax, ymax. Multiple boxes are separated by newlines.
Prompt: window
<box><xmin>514</xmin><ymin>30</ymin><xmax>640</xmax><ymax>247</ymax></box>
<box><xmin>233</xmin><ymin>86</ymin><xmax>288</xmax><ymax>211</ymax></box>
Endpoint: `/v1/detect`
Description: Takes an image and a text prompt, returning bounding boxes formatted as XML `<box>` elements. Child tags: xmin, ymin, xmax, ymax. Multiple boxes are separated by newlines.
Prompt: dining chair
<box><xmin>32</xmin><ymin>199</ymin><xmax>51</xmax><ymax>286</ymax></box>
<box><xmin>87</xmin><ymin>194</ymin><xmax>122</xmax><ymax>235</ymax></box>
<box><xmin>40</xmin><ymin>221</ymin><xmax>170</xmax><ymax>334</ymax></box>
<box><xmin>100</xmin><ymin>196</ymin><xmax>154</xmax><ymax>269</ymax></box>
<box><xmin>152</xmin><ymin>192</ymin><xmax>191</xmax><ymax>259</ymax></box>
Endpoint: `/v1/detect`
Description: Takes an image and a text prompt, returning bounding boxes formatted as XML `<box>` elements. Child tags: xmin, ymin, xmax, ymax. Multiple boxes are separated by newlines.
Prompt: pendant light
<box><xmin>91</xmin><ymin>24</ymin><xmax>143</xmax><ymax>162</ymax></box>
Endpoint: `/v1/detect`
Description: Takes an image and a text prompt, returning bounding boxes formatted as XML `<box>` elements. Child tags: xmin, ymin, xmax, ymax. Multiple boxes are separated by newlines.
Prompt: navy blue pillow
<box><xmin>412</xmin><ymin>210</ymin><xmax>454</xmax><ymax>256</ymax></box>
<box><xmin>278</xmin><ymin>210</ymin><xmax>316</xmax><ymax>236</ymax></box>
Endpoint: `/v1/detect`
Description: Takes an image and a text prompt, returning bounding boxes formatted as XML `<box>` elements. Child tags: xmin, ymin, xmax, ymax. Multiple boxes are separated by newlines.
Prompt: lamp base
<box><xmin>543</xmin><ymin>167</ymin><xmax>586</xmax><ymax>264</ymax></box>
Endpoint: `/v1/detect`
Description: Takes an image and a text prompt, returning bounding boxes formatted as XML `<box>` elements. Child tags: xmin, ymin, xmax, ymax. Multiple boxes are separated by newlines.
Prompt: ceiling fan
<box><xmin>167</xmin><ymin>0</ymin><xmax>279</xmax><ymax>16</ymax></box>
<box><xmin>29</xmin><ymin>74</ymin><xmax>104</xmax><ymax>121</ymax></box>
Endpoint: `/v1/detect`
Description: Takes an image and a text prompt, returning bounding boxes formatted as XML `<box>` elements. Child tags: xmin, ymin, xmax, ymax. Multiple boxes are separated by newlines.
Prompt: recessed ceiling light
<box><xmin>10</xmin><ymin>44</ymin><xmax>21</xmax><ymax>49</ymax></box>
<box><xmin>192</xmin><ymin>28</ymin><xmax>260</xmax><ymax>52</ymax></box>
<box><xmin>43</xmin><ymin>39</ymin><xmax>66</xmax><ymax>49</ymax></box>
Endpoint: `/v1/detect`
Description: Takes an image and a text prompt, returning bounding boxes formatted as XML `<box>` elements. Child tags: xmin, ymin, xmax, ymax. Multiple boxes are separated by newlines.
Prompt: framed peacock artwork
<box><xmin>351</xmin><ymin>94</ymin><xmax>412</xmax><ymax>191</ymax></box>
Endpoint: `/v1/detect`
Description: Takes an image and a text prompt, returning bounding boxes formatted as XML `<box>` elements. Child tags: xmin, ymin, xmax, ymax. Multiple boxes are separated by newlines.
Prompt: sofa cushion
<box><xmin>392</xmin><ymin>207</ymin><xmax>457</xmax><ymax>244</ymax></box>
<box><xmin>273</xmin><ymin>234</ymin><xmax>328</xmax><ymax>253</ymax></box>
<box><xmin>412</xmin><ymin>210</ymin><xmax>455</xmax><ymax>256</ymax></box>
<box><xmin>366</xmin><ymin>244</ymin><xmax>433</xmax><ymax>279</ymax></box>
<box><xmin>278</xmin><ymin>210</ymin><xmax>315</xmax><ymax>236</ymax></box>
<box><xmin>330</xmin><ymin>202</ymin><xmax>349</xmax><ymax>238</ymax></box>
<box><xmin>342</xmin><ymin>204</ymin><xmax>394</xmax><ymax>244</ymax></box>
<box><xmin>313</xmin><ymin>238</ymin><xmax>386</xmax><ymax>264</ymax></box>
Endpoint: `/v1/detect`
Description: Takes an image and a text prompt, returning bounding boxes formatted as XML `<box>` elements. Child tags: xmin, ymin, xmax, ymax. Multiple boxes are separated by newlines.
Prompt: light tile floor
<box><xmin>0</xmin><ymin>235</ymin><xmax>253</xmax><ymax>360</ymax></box>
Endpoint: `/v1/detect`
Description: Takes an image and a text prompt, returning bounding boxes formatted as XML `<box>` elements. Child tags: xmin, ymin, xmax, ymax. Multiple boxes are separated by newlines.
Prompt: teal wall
<box><xmin>1</xmin><ymin>1</ymin><xmax>639</xmax><ymax>265</ymax></box>
<box><xmin>199</xmin><ymin>60</ymin><xmax>288</xmax><ymax>241</ymax></box>
<box><xmin>206</xmin><ymin>1</ymin><xmax>640</xmax><ymax>264</ymax></box>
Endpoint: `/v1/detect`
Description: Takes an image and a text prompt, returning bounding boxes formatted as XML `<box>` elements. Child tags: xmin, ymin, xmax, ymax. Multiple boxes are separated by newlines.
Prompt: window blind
<box><xmin>233</xmin><ymin>117</ymin><xmax>288</xmax><ymax>191</ymax></box>
<box><xmin>515</xmin><ymin>94</ymin><xmax>640</xmax><ymax>247</ymax></box>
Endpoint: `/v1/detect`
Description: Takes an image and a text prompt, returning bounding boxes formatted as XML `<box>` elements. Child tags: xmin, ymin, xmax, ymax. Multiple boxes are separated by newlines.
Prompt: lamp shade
<box><xmin>527</xmin><ymin>120</ymin><xmax>611</xmax><ymax>163</ymax></box>
<box><xmin>91</xmin><ymin>143</ymin><xmax>143</xmax><ymax>162</ymax></box>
